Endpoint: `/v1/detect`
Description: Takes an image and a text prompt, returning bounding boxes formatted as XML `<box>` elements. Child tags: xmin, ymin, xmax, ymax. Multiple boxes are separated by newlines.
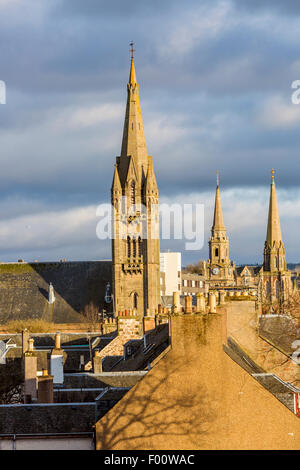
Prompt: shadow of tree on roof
<box><xmin>96</xmin><ymin>352</ymin><xmax>215</xmax><ymax>450</ymax></box>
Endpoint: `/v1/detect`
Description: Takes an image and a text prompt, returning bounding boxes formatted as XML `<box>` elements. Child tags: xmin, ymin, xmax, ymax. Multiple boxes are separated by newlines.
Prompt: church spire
<box><xmin>212</xmin><ymin>171</ymin><xmax>225</xmax><ymax>232</ymax></box>
<box><xmin>266</xmin><ymin>169</ymin><xmax>282</xmax><ymax>247</ymax></box>
<box><xmin>129</xmin><ymin>57</ymin><xmax>137</xmax><ymax>85</ymax></box>
<box><xmin>119</xmin><ymin>47</ymin><xmax>148</xmax><ymax>180</ymax></box>
<box><xmin>208</xmin><ymin>172</ymin><xmax>234</xmax><ymax>286</ymax></box>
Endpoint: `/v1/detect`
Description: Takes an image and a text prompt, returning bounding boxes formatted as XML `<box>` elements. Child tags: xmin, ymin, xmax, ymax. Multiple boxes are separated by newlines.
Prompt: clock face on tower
<box><xmin>212</xmin><ymin>267</ymin><xmax>220</xmax><ymax>275</ymax></box>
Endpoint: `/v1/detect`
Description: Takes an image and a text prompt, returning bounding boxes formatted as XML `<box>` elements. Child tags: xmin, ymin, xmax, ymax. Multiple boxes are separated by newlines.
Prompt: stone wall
<box><xmin>0</xmin><ymin>261</ymin><xmax>112</xmax><ymax>324</ymax></box>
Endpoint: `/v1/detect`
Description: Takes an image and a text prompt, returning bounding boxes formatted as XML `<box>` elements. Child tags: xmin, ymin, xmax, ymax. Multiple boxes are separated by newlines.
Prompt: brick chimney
<box><xmin>24</xmin><ymin>338</ymin><xmax>37</xmax><ymax>403</ymax></box>
<box><xmin>37</xmin><ymin>369</ymin><xmax>54</xmax><ymax>403</ymax></box>
<box><xmin>22</xmin><ymin>329</ymin><xmax>30</xmax><ymax>354</ymax></box>
<box><xmin>93</xmin><ymin>350</ymin><xmax>103</xmax><ymax>374</ymax></box>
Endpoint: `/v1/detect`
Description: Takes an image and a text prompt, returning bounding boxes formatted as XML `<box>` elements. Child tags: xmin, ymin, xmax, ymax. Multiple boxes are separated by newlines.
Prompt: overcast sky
<box><xmin>0</xmin><ymin>0</ymin><xmax>300</xmax><ymax>266</ymax></box>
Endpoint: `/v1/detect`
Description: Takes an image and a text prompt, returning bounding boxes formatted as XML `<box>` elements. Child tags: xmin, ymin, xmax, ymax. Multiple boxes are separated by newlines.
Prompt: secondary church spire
<box><xmin>266</xmin><ymin>169</ymin><xmax>283</xmax><ymax>247</ymax></box>
<box><xmin>208</xmin><ymin>173</ymin><xmax>234</xmax><ymax>287</ymax></box>
<box><xmin>261</xmin><ymin>169</ymin><xmax>291</xmax><ymax>309</ymax></box>
<box><xmin>212</xmin><ymin>171</ymin><xmax>225</xmax><ymax>233</ymax></box>
<box><xmin>263</xmin><ymin>169</ymin><xmax>286</xmax><ymax>273</ymax></box>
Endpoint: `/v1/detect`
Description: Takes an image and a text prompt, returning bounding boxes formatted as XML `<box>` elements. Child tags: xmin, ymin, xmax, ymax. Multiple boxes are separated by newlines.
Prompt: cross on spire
<box><xmin>130</xmin><ymin>41</ymin><xmax>135</xmax><ymax>59</ymax></box>
<box><xmin>216</xmin><ymin>170</ymin><xmax>219</xmax><ymax>187</ymax></box>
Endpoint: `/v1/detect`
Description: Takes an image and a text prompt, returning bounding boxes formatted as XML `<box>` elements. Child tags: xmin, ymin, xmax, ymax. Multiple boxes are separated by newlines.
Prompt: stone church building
<box><xmin>0</xmin><ymin>55</ymin><xmax>294</xmax><ymax>323</ymax></box>
<box><xmin>201</xmin><ymin>169</ymin><xmax>292</xmax><ymax>306</ymax></box>
<box><xmin>111</xmin><ymin>56</ymin><xmax>160</xmax><ymax>316</ymax></box>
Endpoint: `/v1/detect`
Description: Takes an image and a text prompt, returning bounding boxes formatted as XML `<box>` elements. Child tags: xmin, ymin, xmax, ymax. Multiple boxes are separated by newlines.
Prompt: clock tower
<box><xmin>207</xmin><ymin>173</ymin><xmax>235</xmax><ymax>287</ymax></box>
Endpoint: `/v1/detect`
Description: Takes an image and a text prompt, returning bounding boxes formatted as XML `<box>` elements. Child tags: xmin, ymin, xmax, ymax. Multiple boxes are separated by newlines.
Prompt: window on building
<box><xmin>132</xmin><ymin>239</ymin><xmax>136</xmax><ymax>258</ymax></box>
<box><xmin>275</xmin><ymin>280</ymin><xmax>279</xmax><ymax>299</ymax></box>
<box><xmin>127</xmin><ymin>236</ymin><xmax>131</xmax><ymax>258</ymax></box>
<box><xmin>215</xmin><ymin>248</ymin><xmax>219</xmax><ymax>257</ymax></box>
<box><xmin>130</xmin><ymin>181</ymin><xmax>136</xmax><ymax>206</ymax></box>
<box><xmin>133</xmin><ymin>292</ymin><xmax>138</xmax><ymax>309</ymax></box>
<box><xmin>138</xmin><ymin>237</ymin><xmax>142</xmax><ymax>257</ymax></box>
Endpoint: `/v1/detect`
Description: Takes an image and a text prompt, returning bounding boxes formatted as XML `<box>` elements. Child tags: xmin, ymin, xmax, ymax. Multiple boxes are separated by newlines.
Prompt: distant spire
<box><xmin>266</xmin><ymin>169</ymin><xmax>282</xmax><ymax>246</ymax></box>
<box><xmin>212</xmin><ymin>173</ymin><xmax>225</xmax><ymax>231</ymax></box>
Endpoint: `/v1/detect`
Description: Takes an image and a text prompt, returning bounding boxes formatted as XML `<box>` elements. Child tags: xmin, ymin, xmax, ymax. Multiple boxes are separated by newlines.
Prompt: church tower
<box><xmin>260</xmin><ymin>170</ymin><xmax>291</xmax><ymax>307</ymax></box>
<box><xmin>111</xmin><ymin>51</ymin><xmax>160</xmax><ymax>315</ymax></box>
<box><xmin>207</xmin><ymin>173</ymin><xmax>235</xmax><ymax>287</ymax></box>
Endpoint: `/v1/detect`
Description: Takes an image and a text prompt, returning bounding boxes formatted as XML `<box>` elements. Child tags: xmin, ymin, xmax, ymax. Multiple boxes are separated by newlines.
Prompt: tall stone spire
<box><xmin>208</xmin><ymin>172</ymin><xmax>234</xmax><ymax>287</ymax></box>
<box><xmin>111</xmin><ymin>49</ymin><xmax>161</xmax><ymax>316</ymax></box>
<box><xmin>119</xmin><ymin>56</ymin><xmax>148</xmax><ymax>181</ymax></box>
<box><xmin>212</xmin><ymin>172</ymin><xmax>225</xmax><ymax>233</ymax></box>
<box><xmin>266</xmin><ymin>169</ymin><xmax>282</xmax><ymax>246</ymax></box>
<box><xmin>263</xmin><ymin>169</ymin><xmax>286</xmax><ymax>273</ymax></box>
<box><xmin>261</xmin><ymin>170</ymin><xmax>291</xmax><ymax>309</ymax></box>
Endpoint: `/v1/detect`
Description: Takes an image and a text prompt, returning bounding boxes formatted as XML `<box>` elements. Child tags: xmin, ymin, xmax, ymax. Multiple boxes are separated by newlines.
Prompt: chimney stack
<box><xmin>37</xmin><ymin>369</ymin><xmax>54</xmax><ymax>403</ymax></box>
<box><xmin>93</xmin><ymin>350</ymin><xmax>103</xmax><ymax>374</ymax></box>
<box><xmin>24</xmin><ymin>337</ymin><xmax>37</xmax><ymax>403</ymax></box>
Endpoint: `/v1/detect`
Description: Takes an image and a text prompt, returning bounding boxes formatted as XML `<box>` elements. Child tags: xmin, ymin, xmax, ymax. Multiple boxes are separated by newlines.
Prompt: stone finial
<box><xmin>196</xmin><ymin>292</ymin><xmax>206</xmax><ymax>313</ymax></box>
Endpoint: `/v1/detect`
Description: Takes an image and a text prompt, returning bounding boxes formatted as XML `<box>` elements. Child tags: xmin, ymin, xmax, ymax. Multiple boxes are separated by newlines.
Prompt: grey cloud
<box><xmin>0</xmin><ymin>0</ymin><xmax>299</xmax><ymax>263</ymax></box>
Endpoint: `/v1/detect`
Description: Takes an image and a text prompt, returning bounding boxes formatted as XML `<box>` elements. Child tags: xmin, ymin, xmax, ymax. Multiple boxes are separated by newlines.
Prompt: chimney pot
<box><xmin>28</xmin><ymin>338</ymin><xmax>34</xmax><ymax>352</ymax></box>
<box><xmin>55</xmin><ymin>332</ymin><xmax>61</xmax><ymax>349</ymax></box>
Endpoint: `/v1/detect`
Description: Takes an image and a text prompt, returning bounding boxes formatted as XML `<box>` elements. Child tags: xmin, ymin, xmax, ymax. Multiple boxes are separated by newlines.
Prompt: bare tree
<box><xmin>80</xmin><ymin>301</ymin><xmax>101</xmax><ymax>330</ymax></box>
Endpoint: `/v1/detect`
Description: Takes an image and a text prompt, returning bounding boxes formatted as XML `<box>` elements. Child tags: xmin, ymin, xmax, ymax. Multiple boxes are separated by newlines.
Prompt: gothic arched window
<box><xmin>132</xmin><ymin>238</ymin><xmax>137</xmax><ymax>258</ymax></box>
<box><xmin>133</xmin><ymin>292</ymin><xmax>138</xmax><ymax>309</ymax></box>
<box><xmin>215</xmin><ymin>248</ymin><xmax>219</xmax><ymax>257</ymax></box>
<box><xmin>138</xmin><ymin>237</ymin><xmax>142</xmax><ymax>257</ymax></box>
<box><xmin>275</xmin><ymin>280</ymin><xmax>280</xmax><ymax>299</ymax></box>
<box><xmin>130</xmin><ymin>181</ymin><xmax>136</xmax><ymax>206</ymax></box>
<box><xmin>127</xmin><ymin>236</ymin><xmax>131</xmax><ymax>258</ymax></box>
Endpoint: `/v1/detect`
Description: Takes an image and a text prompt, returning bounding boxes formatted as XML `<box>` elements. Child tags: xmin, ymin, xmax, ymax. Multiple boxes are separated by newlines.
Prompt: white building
<box><xmin>160</xmin><ymin>252</ymin><xmax>181</xmax><ymax>296</ymax></box>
